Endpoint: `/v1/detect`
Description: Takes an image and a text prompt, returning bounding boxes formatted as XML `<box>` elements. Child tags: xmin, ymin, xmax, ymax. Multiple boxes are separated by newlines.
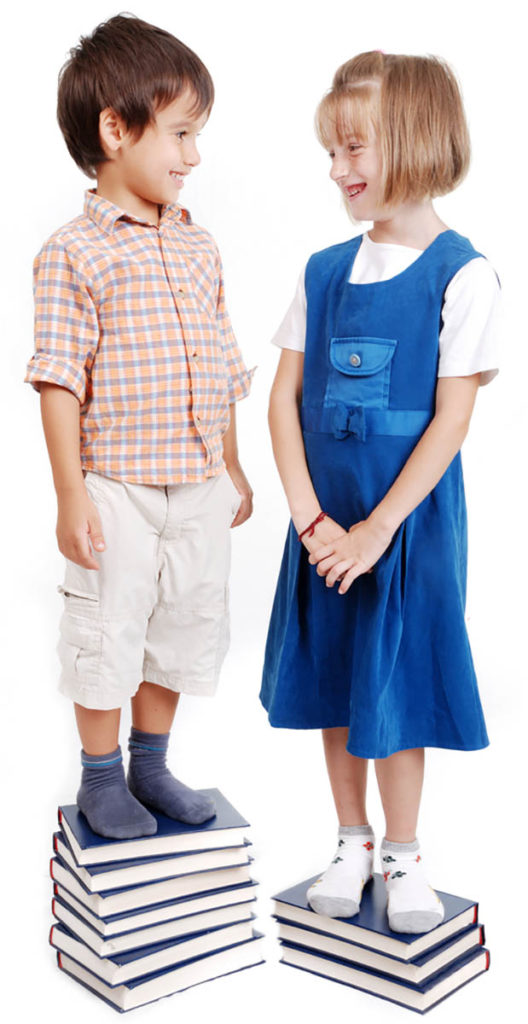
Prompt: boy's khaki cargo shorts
<box><xmin>57</xmin><ymin>470</ymin><xmax>242</xmax><ymax>710</ymax></box>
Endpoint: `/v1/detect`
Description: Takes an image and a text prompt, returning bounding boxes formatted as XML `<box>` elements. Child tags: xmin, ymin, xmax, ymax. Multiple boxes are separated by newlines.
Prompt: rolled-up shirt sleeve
<box><xmin>25</xmin><ymin>240</ymin><xmax>99</xmax><ymax>404</ymax></box>
<box><xmin>214</xmin><ymin>246</ymin><xmax>254</xmax><ymax>403</ymax></box>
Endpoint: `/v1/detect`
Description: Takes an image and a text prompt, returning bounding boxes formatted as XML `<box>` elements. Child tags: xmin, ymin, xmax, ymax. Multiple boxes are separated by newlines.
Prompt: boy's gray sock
<box><xmin>127</xmin><ymin>728</ymin><xmax>216</xmax><ymax>825</ymax></box>
<box><xmin>77</xmin><ymin>746</ymin><xmax>157</xmax><ymax>839</ymax></box>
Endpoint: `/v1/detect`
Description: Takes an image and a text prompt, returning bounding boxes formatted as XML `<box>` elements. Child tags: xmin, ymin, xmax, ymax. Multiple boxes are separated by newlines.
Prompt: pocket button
<box><xmin>349</xmin><ymin>353</ymin><xmax>362</xmax><ymax>367</ymax></box>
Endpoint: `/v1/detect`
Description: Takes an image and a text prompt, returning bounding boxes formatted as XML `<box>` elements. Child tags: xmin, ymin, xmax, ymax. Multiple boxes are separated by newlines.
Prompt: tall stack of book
<box><xmin>49</xmin><ymin>789</ymin><xmax>264</xmax><ymax>1011</ymax></box>
<box><xmin>273</xmin><ymin>873</ymin><xmax>489</xmax><ymax>1013</ymax></box>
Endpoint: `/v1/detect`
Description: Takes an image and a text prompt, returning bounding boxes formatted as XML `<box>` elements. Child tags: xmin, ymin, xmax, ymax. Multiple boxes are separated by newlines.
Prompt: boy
<box><xmin>25</xmin><ymin>14</ymin><xmax>253</xmax><ymax>840</ymax></box>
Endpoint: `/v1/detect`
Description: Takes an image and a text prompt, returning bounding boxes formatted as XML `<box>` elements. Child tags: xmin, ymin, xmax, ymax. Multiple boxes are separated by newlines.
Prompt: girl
<box><xmin>260</xmin><ymin>52</ymin><xmax>500</xmax><ymax>934</ymax></box>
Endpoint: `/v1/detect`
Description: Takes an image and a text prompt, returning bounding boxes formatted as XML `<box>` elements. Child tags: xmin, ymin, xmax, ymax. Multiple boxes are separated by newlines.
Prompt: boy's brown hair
<box><xmin>316</xmin><ymin>51</ymin><xmax>470</xmax><ymax>205</ymax></box>
<box><xmin>57</xmin><ymin>13</ymin><xmax>214</xmax><ymax>178</ymax></box>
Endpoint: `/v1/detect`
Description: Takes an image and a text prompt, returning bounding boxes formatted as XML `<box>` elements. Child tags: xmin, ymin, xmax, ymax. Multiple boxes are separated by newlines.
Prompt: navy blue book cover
<box><xmin>52</xmin><ymin>894</ymin><xmax>256</xmax><ymax>947</ymax></box>
<box><xmin>58</xmin><ymin>789</ymin><xmax>248</xmax><ymax>855</ymax></box>
<box><xmin>53</xmin><ymin>879</ymin><xmax>258</xmax><ymax>930</ymax></box>
<box><xmin>51</xmin><ymin>919</ymin><xmax>256</xmax><ymax>970</ymax></box>
<box><xmin>53</xmin><ymin>829</ymin><xmax>251</xmax><ymax>875</ymax></box>
<box><xmin>57</xmin><ymin>933</ymin><xmax>265</xmax><ymax>1012</ymax></box>
<box><xmin>276</xmin><ymin>917</ymin><xmax>485</xmax><ymax>971</ymax></box>
<box><xmin>274</xmin><ymin>874</ymin><xmax>478</xmax><ymax>957</ymax></box>
<box><xmin>51</xmin><ymin>851</ymin><xmax>251</xmax><ymax>901</ymax></box>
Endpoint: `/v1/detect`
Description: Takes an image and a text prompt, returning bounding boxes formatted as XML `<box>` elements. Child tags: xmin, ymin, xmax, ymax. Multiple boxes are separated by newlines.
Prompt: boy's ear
<box><xmin>99</xmin><ymin>107</ymin><xmax>127</xmax><ymax>156</ymax></box>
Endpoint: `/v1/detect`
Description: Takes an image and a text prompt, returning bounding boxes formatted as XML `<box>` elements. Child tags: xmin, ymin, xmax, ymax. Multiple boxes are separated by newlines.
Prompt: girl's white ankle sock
<box><xmin>381</xmin><ymin>838</ymin><xmax>445</xmax><ymax>933</ymax></box>
<box><xmin>307</xmin><ymin>825</ymin><xmax>375</xmax><ymax>918</ymax></box>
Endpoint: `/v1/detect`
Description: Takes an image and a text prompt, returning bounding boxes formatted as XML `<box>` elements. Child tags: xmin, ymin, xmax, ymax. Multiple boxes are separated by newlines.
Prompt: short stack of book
<box><xmin>49</xmin><ymin>789</ymin><xmax>264</xmax><ymax>1011</ymax></box>
<box><xmin>273</xmin><ymin>873</ymin><xmax>489</xmax><ymax>1013</ymax></box>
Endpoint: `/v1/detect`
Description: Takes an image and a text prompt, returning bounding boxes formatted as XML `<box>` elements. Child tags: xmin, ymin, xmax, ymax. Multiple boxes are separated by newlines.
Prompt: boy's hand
<box><xmin>56</xmin><ymin>486</ymin><xmax>106</xmax><ymax>569</ymax></box>
<box><xmin>226</xmin><ymin>462</ymin><xmax>253</xmax><ymax>527</ymax></box>
<box><xmin>308</xmin><ymin>519</ymin><xmax>394</xmax><ymax>593</ymax></box>
<box><xmin>300</xmin><ymin>514</ymin><xmax>347</xmax><ymax>557</ymax></box>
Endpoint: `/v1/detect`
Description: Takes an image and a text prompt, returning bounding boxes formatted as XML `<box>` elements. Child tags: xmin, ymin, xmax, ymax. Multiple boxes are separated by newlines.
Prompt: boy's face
<box><xmin>102</xmin><ymin>89</ymin><xmax>208</xmax><ymax>214</ymax></box>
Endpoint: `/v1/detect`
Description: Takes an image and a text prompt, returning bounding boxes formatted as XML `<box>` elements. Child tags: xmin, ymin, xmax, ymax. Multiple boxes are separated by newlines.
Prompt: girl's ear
<box><xmin>99</xmin><ymin>107</ymin><xmax>127</xmax><ymax>157</ymax></box>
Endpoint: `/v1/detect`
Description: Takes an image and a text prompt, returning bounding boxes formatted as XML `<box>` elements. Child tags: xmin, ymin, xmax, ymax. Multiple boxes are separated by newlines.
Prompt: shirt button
<box><xmin>349</xmin><ymin>353</ymin><xmax>362</xmax><ymax>367</ymax></box>
<box><xmin>176</xmin><ymin>288</ymin><xmax>185</xmax><ymax>296</ymax></box>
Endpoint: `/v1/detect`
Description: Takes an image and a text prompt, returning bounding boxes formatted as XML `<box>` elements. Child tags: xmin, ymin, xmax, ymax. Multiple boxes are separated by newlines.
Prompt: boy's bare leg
<box><xmin>375</xmin><ymin>748</ymin><xmax>444</xmax><ymax>933</ymax></box>
<box><xmin>74</xmin><ymin>702</ymin><xmax>157</xmax><ymax>839</ymax></box>
<box><xmin>74</xmin><ymin>704</ymin><xmax>121</xmax><ymax>754</ymax></box>
<box><xmin>307</xmin><ymin>728</ymin><xmax>374</xmax><ymax>918</ymax></box>
<box><xmin>127</xmin><ymin>682</ymin><xmax>216</xmax><ymax>825</ymax></box>
<box><xmin>131</xmin><ymin>681</ymin><xmax>180</xmax><ymax>732</ymax></box>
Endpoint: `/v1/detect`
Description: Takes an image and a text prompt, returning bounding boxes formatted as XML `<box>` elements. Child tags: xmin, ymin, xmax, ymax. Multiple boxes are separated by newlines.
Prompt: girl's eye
<box><xmin>349</xmin><ymin>144</ymin><xmax>363</xmax><ymax>153</ymax></box>
<box><xmin>174</xmin><ymin>131</ymin><xmax>186</xmax><ymax>140</ymax></box>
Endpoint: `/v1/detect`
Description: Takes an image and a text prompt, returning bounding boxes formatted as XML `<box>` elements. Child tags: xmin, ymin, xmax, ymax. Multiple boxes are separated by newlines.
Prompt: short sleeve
<box><xmin>24</xmin><ymin>240</ymin><xmax>99</xmax><ymax>404</ymax></box>
<box><xmin>214</xmin><ymin>245</ymin><xmax>253</xmax><ymax>403</ymax></box>
<box><xmin>271</xmin><ymin>267</ymin><xmax>307</xmax><ymax>351</ymax></box>
<box><xmin>438</xmin><ymin>258</ymin><xmax>501</xmax><ymax>386</ymax></box>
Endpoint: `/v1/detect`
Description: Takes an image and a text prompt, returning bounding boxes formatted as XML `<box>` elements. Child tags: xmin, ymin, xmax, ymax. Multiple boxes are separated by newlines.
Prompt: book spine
<box><xmin>49</xmin><ymin>859</ymin><xmax>55</xmax><ymax>881</ymax></box>
<box><xmin>485</xmin><ymin>950</ymin><xmax>491</xmax><ymax>970</ymax></box>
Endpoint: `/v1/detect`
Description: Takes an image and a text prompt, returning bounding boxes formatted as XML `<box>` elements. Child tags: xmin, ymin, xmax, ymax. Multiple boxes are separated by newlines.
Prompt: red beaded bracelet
<box><xmin>298</xmin><ymin>511</ymin><xmax>328</xmax><ymax>542</ymax></box>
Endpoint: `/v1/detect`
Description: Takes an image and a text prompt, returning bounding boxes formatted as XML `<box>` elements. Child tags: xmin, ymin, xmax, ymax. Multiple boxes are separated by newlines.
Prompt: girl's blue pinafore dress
<box><xmin>260</xmin><ymin>230</ymin><xmax>489</xmax><ymax>759</ymax></box>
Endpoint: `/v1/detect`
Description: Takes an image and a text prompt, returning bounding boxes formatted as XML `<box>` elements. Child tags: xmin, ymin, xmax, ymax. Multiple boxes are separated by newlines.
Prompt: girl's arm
<box><xmin>269</xmin><ymin>349</ymin><xmax>346</xmax><ymax>550</ymax></box>
<box><xmin>311</xmin><ymin>373</ymin><xmax>480</xmax><ymax>592</ymax></box>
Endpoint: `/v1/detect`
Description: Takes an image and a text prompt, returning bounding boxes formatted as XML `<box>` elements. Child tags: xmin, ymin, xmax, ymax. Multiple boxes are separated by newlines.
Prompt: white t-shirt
<box><xmin>272</xmin><ymin>232</ymin><xmax>501</xmax><ymax>385</ymax></box>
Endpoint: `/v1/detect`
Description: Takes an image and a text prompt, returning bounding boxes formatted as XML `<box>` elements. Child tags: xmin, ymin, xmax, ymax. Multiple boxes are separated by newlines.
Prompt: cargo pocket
<box><xmin>325</xmin><ymin>336</ymin><xmax>397</xmax><ymax>408</ymax></box>
<box><xmin>57</xmin><ymin>586</ymin><xmax>103</xmax><ymax>685</ymax></box>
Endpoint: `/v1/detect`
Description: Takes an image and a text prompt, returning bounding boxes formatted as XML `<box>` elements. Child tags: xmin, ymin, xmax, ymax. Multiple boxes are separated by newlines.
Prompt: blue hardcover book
<box><xmin>57</xmin><ymin>933</ymin><xmax>265</xmax><ymax>1011</ymax></box>
<box><xmin>52</xmin><ymin>878</ymin><xmax>258</xmax><ymax>937</ymax></box>
<box><xmin>273</xmin><ymin>874</ymin><xmax>478</xmax><ymax>961</ymax></box>
<box><xmin>279</xmin><ymin>940</ymin><xmax>490</xmax><ymax>1013</ymax></box>
<box><xmin>50</xmin><ymin>853</ymin><xmax>254</xmax><ymax>917</ymax></box>
<box><xmin>58</xmin><ymin>789</ymin><xmax>249</xmax><ymax>866</ymax></box>
<box><xmin>52</xmin><ymin>892</ymin><xmax>257</xmax><ymax>956</ymax></box>
<box><xmin>276</xmin><ymin>919</ymin><xmax>485</xmax><ymax>986</ymax></box>
<box><xmin>50</xmin><ymin>918</ymin><xmax>257</xmax><ymax>986</ymax></box>
<box><xmin>55</xmin><ymin>933</ymin><xmax>264</xmax><ymax>1011</ymax></box>
<box><xmin>53</xmin><ymin>829</ymin><xmax>252</xmax><ymax>891</ymax></box>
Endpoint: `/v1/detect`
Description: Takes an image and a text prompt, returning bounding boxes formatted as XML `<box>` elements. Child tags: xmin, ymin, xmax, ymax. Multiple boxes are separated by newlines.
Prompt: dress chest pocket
<box><xmin>325</xmin><ymin>336</ymin><xmax>397</xmax><ymax>409</ymax></box>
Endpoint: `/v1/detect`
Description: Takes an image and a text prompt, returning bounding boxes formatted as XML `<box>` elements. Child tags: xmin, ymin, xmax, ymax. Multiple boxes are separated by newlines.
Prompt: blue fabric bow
<box><xmin>333</xmin><ymin>403</ymin><xmax>366</xmax><ymax>441</ymax></box>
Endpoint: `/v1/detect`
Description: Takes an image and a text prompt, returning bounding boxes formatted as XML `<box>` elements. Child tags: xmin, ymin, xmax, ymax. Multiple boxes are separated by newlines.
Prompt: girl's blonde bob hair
<box><xmin>316</xmin><ymin>51</ymin><xmax>470</xmax><ymax>206</ymax></box>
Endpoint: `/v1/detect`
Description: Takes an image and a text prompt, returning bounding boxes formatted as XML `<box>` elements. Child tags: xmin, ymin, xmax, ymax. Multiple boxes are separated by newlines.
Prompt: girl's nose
<box><xmin>330</xmin><ymin>156</ymin><xmax>349</xmax><ymax>182</ymax></box>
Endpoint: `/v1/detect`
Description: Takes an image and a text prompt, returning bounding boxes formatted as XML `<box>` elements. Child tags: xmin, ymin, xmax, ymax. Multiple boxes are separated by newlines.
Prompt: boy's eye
<box><xmin>174</xmin><ymin>131</ymin><xmax>186</xmax><ymax>140</ymax></box>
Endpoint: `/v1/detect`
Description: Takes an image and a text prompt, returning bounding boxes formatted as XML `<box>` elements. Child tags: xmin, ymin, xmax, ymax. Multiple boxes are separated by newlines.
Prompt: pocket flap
<box><xmin>57</xmin><ymin>585</ymin><xmax>99</xmax><ymax>602</ymax></box>
<box><xmin>329</xmin><ymin>336</ymin><xmax>397</xmax><ymax>376</ymax></box>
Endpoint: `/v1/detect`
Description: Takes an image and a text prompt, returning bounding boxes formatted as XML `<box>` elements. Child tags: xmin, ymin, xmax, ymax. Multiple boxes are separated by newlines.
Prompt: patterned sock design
<box><xmin>77</xmin><ymin>746</ymin><xmax>157</xmax><ymax>839</ymax></box>
<box><xmin>381</xmin><ymin>838</ymin><xmax>445</xmax><ymax>934</ymax></box>
<box><xmin>307</xmin><ymin>825</ymin><xmax>375</xmax><ymax>918</ymax></box>
<box><xmin>127</xmin><ymin>728</ymin><xmax>216</xmax><ymax>825</ymax></box>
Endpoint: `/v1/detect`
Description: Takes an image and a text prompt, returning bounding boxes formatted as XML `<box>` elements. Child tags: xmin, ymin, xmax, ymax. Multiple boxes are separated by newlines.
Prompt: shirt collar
<box><xmin>84</xmin><ymin>190</ymin><xmax>192</xmax><ymax>234</ymax></box>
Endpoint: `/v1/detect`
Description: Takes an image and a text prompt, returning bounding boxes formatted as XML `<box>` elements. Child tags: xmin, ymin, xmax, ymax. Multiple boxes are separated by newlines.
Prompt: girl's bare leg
<box><xmin>374</xmin><ymin>747</ymin><xmax>424</xmax><ymax>842</ymax></box>
<box><xmin>307</xmin><ymin>728</ymin><xmax>374</xmax><ymax>917</ymax></box>
<box><xmin>322</xmin><ymin>727</ymin><xmax>369</xmax><ymax>825</ymax></box>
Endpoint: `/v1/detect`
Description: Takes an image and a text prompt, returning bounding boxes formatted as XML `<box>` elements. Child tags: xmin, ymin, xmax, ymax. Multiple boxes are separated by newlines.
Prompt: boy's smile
<box><xmin>97</xmin><ymin>89</ymin><xmax>209</xmax><ymax>224</ymax></box>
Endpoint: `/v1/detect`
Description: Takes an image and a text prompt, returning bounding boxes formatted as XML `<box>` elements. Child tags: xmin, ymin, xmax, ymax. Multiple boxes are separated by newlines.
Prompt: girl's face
<box><xmin>328</xmin><ymin>131</ymin><xmax>384</xmax><ymax>221</ymax></box>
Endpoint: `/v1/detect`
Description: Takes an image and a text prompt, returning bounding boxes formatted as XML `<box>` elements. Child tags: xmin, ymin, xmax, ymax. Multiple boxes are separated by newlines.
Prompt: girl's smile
<box><xmin>328</xmin><ymin>136</ymin><xmax>384</xmax><ymax>221</ymax></box>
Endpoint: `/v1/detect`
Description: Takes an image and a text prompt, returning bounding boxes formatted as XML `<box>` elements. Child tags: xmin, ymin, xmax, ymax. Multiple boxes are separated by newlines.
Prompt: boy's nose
<box><xmin>184</xmin><ymin>141</ymin><xmax>201</xmax><ymax>167</ymax></box>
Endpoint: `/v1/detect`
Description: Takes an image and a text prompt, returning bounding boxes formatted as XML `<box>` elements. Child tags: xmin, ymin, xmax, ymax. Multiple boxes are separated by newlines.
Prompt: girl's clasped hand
<box><xmin>307</xmin><ymin>518</ymin><xmax>393</xmax><ymax>593</ymax></box>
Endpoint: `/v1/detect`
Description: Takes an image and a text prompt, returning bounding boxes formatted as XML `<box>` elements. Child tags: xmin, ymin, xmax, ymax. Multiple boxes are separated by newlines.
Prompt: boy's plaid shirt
<box><xmin>25</xmin><ymin>191</ymin><xmax>252</xmax><ymax>484</ymax></box>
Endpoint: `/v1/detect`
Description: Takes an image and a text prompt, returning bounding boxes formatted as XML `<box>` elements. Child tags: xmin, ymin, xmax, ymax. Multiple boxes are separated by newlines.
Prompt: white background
<box><xmin>2</xmin><ymin>0</ymin><xmax>526</xmax><ymax>1020</ymax></box>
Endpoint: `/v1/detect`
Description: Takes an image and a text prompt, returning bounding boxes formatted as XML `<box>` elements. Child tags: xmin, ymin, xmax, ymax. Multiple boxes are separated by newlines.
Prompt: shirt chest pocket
<box><xmin>325</xmin><ymin>336</ymin><xmax>398</xmax><ymax>409</ymax></box>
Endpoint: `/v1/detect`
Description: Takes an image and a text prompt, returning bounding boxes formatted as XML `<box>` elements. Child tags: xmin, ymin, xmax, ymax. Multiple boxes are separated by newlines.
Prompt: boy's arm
<box><xmin>40</xmin><ymin>383</ymin><xmax>105</xmax><ymax>569</ymax></box>
<box><xmin>222</xmin><ymin>403</ymin><xmax>253</xmax><ymax>527</ymax></box>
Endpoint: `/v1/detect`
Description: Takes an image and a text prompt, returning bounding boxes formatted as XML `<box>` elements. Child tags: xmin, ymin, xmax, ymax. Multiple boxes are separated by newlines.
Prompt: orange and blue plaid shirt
<box><xmin>25</xmin><ymin>190</ymin><xmax>252</xmax><ymax>484</ymax></box>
